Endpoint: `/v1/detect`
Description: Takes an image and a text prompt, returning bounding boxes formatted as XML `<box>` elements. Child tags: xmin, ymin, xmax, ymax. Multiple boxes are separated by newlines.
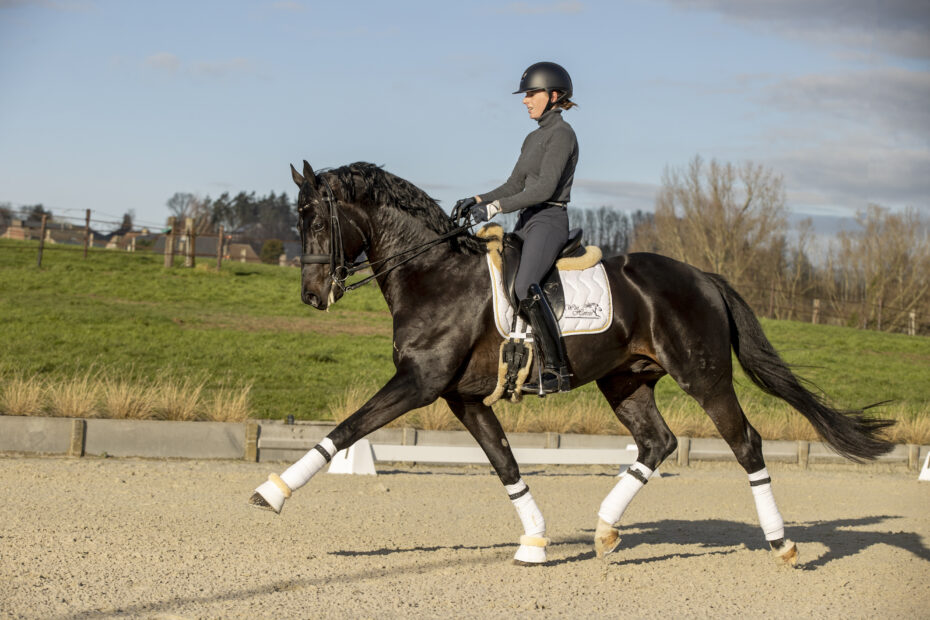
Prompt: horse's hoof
<box><xmin>512</xmin><ymin>558</ymin><xmax>545</xmax><ymax>567</ymax></box>
<box><xmin>249</xmin><ymin>476</ymin><xmax>289</xmax><ymax>514</ymax></box>
<box><xmin>773</xmin><ymin>539</ymin><xmax>799</xmax><ymax>567</ymax></box>
<box><xmin>594</xmin><ymin>518</ymin><xmax>621</xmax><ymax>559</ymax></box>
<box><xmin>513</xmin><ymin>535</ymin><xmax>548</xmax><ymax>565</ymax></box>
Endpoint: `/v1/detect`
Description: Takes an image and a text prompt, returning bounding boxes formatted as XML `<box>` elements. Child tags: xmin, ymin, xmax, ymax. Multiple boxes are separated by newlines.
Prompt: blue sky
<box><xmin>1</xmin><ymin>0</ymin><xmax>927</xmax><ymax>233</ymax></box>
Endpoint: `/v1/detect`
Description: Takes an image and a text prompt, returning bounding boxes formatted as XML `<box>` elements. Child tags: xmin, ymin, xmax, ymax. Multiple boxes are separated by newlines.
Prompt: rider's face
<box><xmin>523</xmin><ymin>89</ymin><xmax>556</xmax><ymax>119</ymax></box>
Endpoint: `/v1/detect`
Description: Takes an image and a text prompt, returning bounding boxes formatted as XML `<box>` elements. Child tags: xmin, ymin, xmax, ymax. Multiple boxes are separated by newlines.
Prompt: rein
<box><xmin>300</xmin><ymin>175</ymin><xmax>471</xmax><ymax>293</ymax></box>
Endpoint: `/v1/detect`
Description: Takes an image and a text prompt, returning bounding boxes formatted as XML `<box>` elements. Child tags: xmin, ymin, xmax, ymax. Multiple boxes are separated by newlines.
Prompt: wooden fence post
<box><xmin>36</xmin><ymin>214</ymin><xmax>48</xmax><ymax>267</ymax></box>
<box><xmin>163</xmin><ymin>217</ymin><xmax>176</xmax><ymax>268</ymax></box>
<box><xmin>68</xmin><ymin>419</ymin><xmax>86</xmax><ymax>457</ymax></box>
<box><xmin>909</xmin><ymin>312</ymin><xmax>916</xmax><ymax>336</ymax></box>
<box><xmin>185</xmin><ymin>217</ymin><xmax>195</xmax><ymax>268</ymax></box>
<box><xmin>677</xmin><ymin>436</ymin><xmax>691</xmax><ymax>467</ymax></box>
<box><xmin>244</xmin><ymin>421</ymin><xmax>259</xmax><ymax>462</ymax></box>
<box><xmin>811</xmin><ymin>299</ymin><xmax>820</xmax><ymax>325</ymax></box>
<box><xmin>216</xmin><ymin>226</ymin><xmax>224</xmax><ymax>271</ymax></box>
<box><xmin>82</xmin><ymin>209</ymin><xmax>91</xmax><ymax>259</ymax></box>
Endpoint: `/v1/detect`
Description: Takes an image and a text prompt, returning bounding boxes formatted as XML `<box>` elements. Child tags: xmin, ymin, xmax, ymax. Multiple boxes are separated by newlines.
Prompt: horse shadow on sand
<box><xmin>330</xmin><ymin>514</ymin><xmax>930</xmax><ymax>571</ymax></box>
<box><xmin>61</xmin><ymin>515</ymin><xmax>929</xmax><ymax>619</ymax></box>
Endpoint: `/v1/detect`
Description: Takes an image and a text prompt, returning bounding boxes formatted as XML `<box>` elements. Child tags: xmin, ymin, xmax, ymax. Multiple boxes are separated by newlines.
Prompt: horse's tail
<box><xmin>704</xmin><ymin>272</ymin><xmax>894</xmax><ymax>462</ymax></box>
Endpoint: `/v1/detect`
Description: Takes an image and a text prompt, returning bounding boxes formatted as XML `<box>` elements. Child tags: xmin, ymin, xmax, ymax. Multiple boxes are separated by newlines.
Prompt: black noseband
<box><xmin>300</xmin><ymin>253</ymin><xmax>330</xmax><ymax>265</ymax></box>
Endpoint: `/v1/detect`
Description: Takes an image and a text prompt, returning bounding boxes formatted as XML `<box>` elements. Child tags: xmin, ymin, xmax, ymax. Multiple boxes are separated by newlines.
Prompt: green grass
<box><xmin>2</xmin><ymin>239</ymin><xmax>928</xmax><ymax>435</ymax></box>
<box><xmin>0</xmin><ymin>240</ymin><xmax>394</xmax><ymax>418</ymax></box>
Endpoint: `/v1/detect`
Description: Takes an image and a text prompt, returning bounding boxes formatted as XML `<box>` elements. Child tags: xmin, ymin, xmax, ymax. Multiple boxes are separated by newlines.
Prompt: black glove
<box><xmin>452</xmin><ymin>196</ymin><xmax>477</xmax><ymax>222</ymax></box>
<box><xmin>469</xmin><ymin>201</ymin><xmax>495</xmax><ymax>223</ymax></box>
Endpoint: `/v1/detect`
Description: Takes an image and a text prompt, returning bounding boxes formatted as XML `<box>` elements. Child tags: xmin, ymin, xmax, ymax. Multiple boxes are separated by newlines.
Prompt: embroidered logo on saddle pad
<box><xmin>478</xmin><ymin>225</ymin><xmax>612</xmax><ymax>337</ymax></box>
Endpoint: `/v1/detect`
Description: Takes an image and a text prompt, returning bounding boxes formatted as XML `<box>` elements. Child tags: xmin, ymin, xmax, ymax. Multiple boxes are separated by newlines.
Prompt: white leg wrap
<box><xmin>507</xmin><ymin>479</ymin><xmax>548</xmax><ymax>564</ymax></box>
<box><xmin>279</xmin><ymin>437</ymin><xmax>337</xmax><ymax>491</ymax></box>
<box><xmin>597</xmin><ymin>463</ymin><xmax>652</xmax><ymax>525</ymax></box>
<box><xmin>749</xmin><ymin>468</ymin><xmax>785</xmax><ymax>541</ymax></box>
<box><xmin>507</xmin><ymin>479</ymin><xmax>545</xmax><ymax>536</ymax></box>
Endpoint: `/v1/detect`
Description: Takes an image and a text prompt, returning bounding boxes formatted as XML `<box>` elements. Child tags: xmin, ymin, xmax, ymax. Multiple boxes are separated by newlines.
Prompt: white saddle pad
<box><xmin>487</xmin><ymin>254</ymin><xmax>612</xmax><ymax>338</ymax></box>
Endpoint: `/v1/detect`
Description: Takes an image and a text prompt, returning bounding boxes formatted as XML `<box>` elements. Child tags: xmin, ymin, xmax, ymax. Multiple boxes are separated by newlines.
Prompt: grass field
<box><xmin>1</xmin><ymin>239</ymin><xmax>928</xmax><ymax>442</ymax></box>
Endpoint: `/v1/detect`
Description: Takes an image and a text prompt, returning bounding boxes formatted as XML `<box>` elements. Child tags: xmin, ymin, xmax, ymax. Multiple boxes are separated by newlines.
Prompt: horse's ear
<box><xmin>290</xmin><ymin>163</ymin><xmax>304</xmax><ymax>187</ymax></box>
<box><xmin>302</xmin><ymin>160</ymin><xmax>316</xmax><ymax>185</ymax></box>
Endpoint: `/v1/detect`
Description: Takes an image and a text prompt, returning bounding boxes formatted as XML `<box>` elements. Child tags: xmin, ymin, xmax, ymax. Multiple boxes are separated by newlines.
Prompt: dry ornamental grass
<box><xmin>0</xmin><ymin>371</ymin><xmax>923</xmax><ymax>445</ymax></box>
<box><xmin>0</xmin><ymin>371</ymin><xmax>251</xmax><ymax>423</ymax></box>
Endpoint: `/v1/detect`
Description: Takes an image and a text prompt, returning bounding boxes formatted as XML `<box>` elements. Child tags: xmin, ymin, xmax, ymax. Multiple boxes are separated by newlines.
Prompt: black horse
<box><xmin>250</xmin><ymin>160</ymin><xmax>892</xmax><ymax>566</ymax></box>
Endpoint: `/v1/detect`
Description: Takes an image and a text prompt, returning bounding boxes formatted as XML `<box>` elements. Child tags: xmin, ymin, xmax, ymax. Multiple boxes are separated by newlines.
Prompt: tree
<box><xmin>166</xmin><ymin>193</ymin><xmax>196</xmax><ymax>220</ymax></box>
<box><xmin>19</xmin><ymin>204</ymin><xmax>51</xmax><ymax>222</ymax></box>
<box><xmin>166</xmin><ymin>192</ymin><xmax>212</xmax><ymax>233</ymax></box>
<box><xmin>825</xmin><ymin>205</ymin><xmax>930</xmax><ymax>331</ymax></box>
<box><xmin>631</xmin><ymin>155</ymin><xmax>787</xmax><ymax>293</ymax></box>
<box><xmin>260</xmin><ymin>239</ymin><xmax>284</xmax><ymax>264</ymax></box>
<box><xmin>114</xmin><ymin>210</ymin><xmax>134</xmax><ymax>236</ymax></box>
<box><xmin>570</xmin><ymin>206</ymin><xmax>632</xmax><ymax>257</ymax></box>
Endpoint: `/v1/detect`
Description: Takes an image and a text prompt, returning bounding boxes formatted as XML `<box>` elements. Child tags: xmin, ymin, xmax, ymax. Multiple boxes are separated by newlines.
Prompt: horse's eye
<box><xmin>310</xmin><ymin>218</ymin><xmax>325</xmax><ymax>232</ymax></box>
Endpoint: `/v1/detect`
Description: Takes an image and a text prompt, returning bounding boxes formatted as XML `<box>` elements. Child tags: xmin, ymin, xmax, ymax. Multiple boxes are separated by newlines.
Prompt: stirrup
<box><xmin>521</xmin><ymin>367</ymin><xmax>571</xmax><ymax>395</ymax></box>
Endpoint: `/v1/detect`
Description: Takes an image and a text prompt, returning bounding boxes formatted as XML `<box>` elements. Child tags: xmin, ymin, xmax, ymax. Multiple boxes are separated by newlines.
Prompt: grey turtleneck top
<box><xmin>480</xmin><ymin>109</ymin><xmax>578</xmax><ymax>214</ymax></box>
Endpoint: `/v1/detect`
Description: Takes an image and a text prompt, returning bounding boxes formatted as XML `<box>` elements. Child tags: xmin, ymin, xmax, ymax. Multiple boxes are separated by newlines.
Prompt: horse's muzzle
<box><xmin>302</xmin><ymin>289</ymin><xmax>325</xmax><ymax>309</ymax></box>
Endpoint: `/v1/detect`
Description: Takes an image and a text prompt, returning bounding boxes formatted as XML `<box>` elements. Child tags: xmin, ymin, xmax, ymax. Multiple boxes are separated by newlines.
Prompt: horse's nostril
<box><xmin>303</xmin><ymin>291</ymin><xmax>320</xmax><ymax>307</ymax></box>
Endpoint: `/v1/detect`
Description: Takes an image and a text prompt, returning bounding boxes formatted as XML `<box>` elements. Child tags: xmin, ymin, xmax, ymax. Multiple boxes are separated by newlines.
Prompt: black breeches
<box><xmin>513</xmin><ymin>205</ymin><xmax>569</xmax><ymax>302</ymax></box>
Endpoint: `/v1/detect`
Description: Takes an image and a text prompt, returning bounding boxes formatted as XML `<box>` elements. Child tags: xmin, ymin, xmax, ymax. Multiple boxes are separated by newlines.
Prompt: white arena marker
<box><xmin>328</xmin><ymin>439</ymin><xmax>377</xmax><ymax>476</ymax></box>
<box><xmin>919</xmin><ymin>453</ymin><xmax>930</xmax><ymax>482</ymax></box>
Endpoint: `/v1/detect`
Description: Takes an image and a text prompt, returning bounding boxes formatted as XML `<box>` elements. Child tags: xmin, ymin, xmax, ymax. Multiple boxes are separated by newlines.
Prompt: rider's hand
<box><xmin>452</xmin><ymin>196</ymin><xmax>477</xmax><ymax>222</ymax></box>
<box><xmin>468</xmin><ymin>200</ymin><xmax>501</xmax><ymax>223</ymax></box>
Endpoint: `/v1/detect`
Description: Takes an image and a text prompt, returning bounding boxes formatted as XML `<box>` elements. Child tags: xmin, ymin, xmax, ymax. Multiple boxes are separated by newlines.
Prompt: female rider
<box><xmin>454</xmin><ymin>61</ymin><xmax>579</xmax><ymax>394</ymax></box>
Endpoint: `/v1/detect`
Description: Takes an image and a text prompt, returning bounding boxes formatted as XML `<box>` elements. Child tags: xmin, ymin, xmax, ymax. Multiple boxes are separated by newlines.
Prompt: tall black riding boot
<box><xmin>520</xmin><ymin>283</ymin><xmax>571</xmax><ymax>395</ymax></box>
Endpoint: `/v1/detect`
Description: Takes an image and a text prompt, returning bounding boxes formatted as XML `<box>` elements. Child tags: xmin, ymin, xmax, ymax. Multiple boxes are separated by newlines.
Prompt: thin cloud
<box><xmin>572</xmin><ymin>178</ymin><xmax>660</xmax><ymax>211</ymax></box>
<box><xmin>142</xmin><ymin>53</ymin><xmax>259</xmax><ymax>80</ymax></box>
<box><xmin>271</xmin><ymin>1</ymin><xmax>303</xmax><ymax>11</ymax></box>
<box><xmin>496</xmin><ymin>1</ymin><xmax>584</xmax><ymax>16</ymax></box>
<box><xmin>190</xmin><ymin>57</ymin><xmax>256</xmax><ymax>79</ymax></box>
<box><xmin>144</xmin><ymin>52</ymin><xmax>181</xmax><ymax>73</ymax></box>
<box><xmin>0</xmin><ymin>0</ymin><xmax>93</xmax><ymax>10</ymax></box>
<box><xmin>751</xmin><ymin>66</ymin><xmax>930</xmax><ymax>213</ymax></box>
<box><xmin>768</xmin><ymin>66</ymin><xmax>930</xmax><ymax>137</ymax></box>
<box><xmin>662</xmin><ymin>0</ymin><xmax>930</xmax><ymax>59</ymax></box>
<box><xmin>774</xmin><ymin>142</ymin><xmax>930</xmax><ymax>212</ymax></box>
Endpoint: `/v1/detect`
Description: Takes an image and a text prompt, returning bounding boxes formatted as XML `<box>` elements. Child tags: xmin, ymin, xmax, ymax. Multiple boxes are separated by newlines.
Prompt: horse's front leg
<box><xmin>445</xmin><ymin>397</ymin><xmax>549</xmax><ymax>566</ymax></box>
<box><xmin>249</xmin><ymin>370</ymin><xmax>437</xmax><ymax>513</ymax></box>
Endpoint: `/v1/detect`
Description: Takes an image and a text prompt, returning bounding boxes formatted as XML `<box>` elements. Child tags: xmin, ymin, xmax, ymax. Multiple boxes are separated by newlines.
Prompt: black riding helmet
<box><xmin>513</xmin><ymin>61</ymin><xmax>573</xmax><ymax>110</ymax></box>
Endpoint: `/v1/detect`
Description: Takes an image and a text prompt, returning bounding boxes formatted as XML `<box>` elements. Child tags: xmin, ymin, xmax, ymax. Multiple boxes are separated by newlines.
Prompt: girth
<box><xmin>501</xmin><ymin>227</ymin><xmax>585</xmax><ymax>317</ymax></box>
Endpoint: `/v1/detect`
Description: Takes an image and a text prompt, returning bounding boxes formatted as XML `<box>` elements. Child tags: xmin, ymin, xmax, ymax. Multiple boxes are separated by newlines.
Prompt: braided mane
<box><xmin>322</xmin><ymin>162</ymin><xmax>486</xmax><ymax>254</ymax></box>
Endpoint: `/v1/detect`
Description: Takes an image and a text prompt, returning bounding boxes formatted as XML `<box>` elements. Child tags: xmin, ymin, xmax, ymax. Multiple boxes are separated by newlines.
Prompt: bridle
<box><xmin>299</xmin><ymin>175</ymin><xmax>471</xmax><ymax>294</ymax></box>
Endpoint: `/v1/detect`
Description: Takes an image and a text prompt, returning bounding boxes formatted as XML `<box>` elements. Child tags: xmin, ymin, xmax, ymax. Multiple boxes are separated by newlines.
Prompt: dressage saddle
<box><xmin>500</xmin><ymin>227</ymin><xmax>586</xmax><ymax>317</ymax></box>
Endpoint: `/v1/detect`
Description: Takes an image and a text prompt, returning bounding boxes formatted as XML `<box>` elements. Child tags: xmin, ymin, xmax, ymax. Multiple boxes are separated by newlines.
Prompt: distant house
<box><xmin>1</xmin><ymin>218</ymin><xmax>107</xmax><ymax>246</ymax></box>
<box><xmin>227</xmin><ymin>243</ymin><xmax>261</xmax><ymax>263</ymax></box>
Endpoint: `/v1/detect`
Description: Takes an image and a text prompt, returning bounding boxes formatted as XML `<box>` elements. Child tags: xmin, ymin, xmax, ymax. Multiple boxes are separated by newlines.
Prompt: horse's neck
<box><xmin>362</xmin><ymin>207</ymin><xmax>469</xmax><ymax>313</ymax></box>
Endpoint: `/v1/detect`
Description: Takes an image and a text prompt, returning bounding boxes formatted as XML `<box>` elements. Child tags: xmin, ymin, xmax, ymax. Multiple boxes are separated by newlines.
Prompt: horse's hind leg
<box><xmin>692</xmin><ymin>385</ymin><xmax>799</xmax><ymax>566</ymax></box>
<box><xmin>594</xmin><ymin>374</ymin><xmax>677</xmax><ymax>558</ymax></box>
<box><xmin>445</xmin><ymin>397</ymin><xmax>549</xmax><ymax>566</ymax></box>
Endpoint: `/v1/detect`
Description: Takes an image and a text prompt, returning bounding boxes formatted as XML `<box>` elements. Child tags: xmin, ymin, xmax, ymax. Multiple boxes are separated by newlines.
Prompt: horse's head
<box><xmin>290</xmin><ymin>160</ymin><xmax>367</xmax><ymax>310</ymax></box>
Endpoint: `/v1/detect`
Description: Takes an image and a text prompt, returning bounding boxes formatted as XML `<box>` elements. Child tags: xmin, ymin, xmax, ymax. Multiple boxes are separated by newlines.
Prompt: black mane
<box><xmin>322</xmin><ymin>162</ymin><xmax>486</xmax><ymax>254</ymax></box>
